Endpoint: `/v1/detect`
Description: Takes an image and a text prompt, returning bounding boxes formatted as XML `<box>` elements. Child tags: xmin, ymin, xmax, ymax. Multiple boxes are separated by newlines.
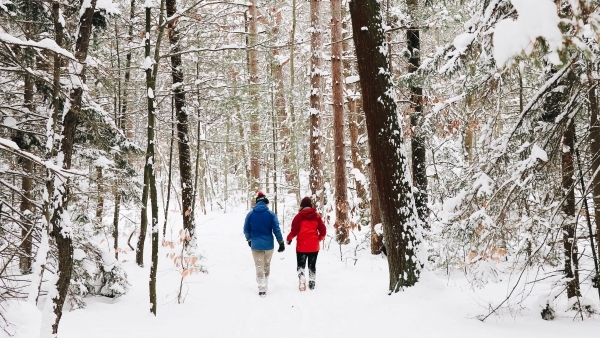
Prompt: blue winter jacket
<box><xmin>243</xmin><ymin>201</ymin><xmax>283</xmax><ymax>250</ymax></box>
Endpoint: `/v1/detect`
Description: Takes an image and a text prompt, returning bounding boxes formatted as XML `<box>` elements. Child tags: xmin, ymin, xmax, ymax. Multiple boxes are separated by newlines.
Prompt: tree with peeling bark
<box><xmin>349</xmin><ymin>0</ymin><xmax>421</xmax><ymax>291</ymax></box>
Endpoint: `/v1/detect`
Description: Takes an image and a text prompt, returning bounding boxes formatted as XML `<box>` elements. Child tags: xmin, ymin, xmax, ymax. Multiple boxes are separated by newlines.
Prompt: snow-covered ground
<box><xmin>6</xmin><ymin>205</ymin><xmax>599</xmax><ymax>338</ymax></box>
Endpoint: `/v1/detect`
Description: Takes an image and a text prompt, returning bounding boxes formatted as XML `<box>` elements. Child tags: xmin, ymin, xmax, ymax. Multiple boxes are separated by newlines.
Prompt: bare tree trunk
<box><xmin>270</xmin><ymin>8</ymin><xmax>284</xmax><ymax>214</ymax></box>
<box><xmin>121</xmin><ymin>0</ymin><xmax>136</xmax><ymax>139</ymax></box>
<box><xmin>96</xmin><ymin>167</ymin><xmax>104</xmax><ymax>224</ymax></box>
<box><xmin>342</xmin><ymin>13</ymin><xmax>366</xmax><ymax>206</ymax></box>
<box><xmin>19</xmin><ymin>156</ymin><xmax>34</xmax><ymax>274</ymax></box>
<box><xmin>543</xmin><ymin>67</ymin><xmax>581</xmax><ymax>300</ymax></box>
<box><xmin>289</xmin><ymin>0</ymin><xmax>300</xmax><ymax>203</ymax></box>
<box><xmin>562</xmin><ymin>119</ymin><xmax>581</xmax><ymax>299</ymax></box>
<box><xmin>140</xmin><ymin>0</ymin><xmax>165</xmax><ymax>316</ymax></box>
<box><xmin>137</xmin><ymin>158</ymin><xmax>150</xmax><ymax>266</ymax></box>
<box><xmin>349</xmin><ymin>0</ymin><xmax>421</xmax><ymax>291</ymax></box>
<box><xmin>269</xmin><ymin>9</ymin><xmax>292</xmax><ymax>191</ymax></box>
<box><xmin>309</xmin><ymin>0</ymin><xmax>324</xmax><ymax>210</ymax></box>
<box><xmin>163</xmin><ymin>99</ymin><xmax>175</xmax><ymax>237</ymax></box>
<box><xmin>248</xmin><ymin>0</ymin><xmax>260</xmax><ymax>193</ymax></box>
<box><xmin>18</xmin><ymin>37</ymin><xmax>35</xmax><ymax>273</ymax></box>
<box><xmin>167</xmin><ymin>0</ymin><xmax>195</xmax><ymax>245</ymax></box>
<box><xmin>331</xmin><ymin>0</ymin><xmax>350</xmax><ymax>244</ymax></box>
<box><xmin>368</xmin><ymin>164</ymin><xmax>383</xmax><ymax>254</ymax></box>
<box><xmin>589</xmin><ymin>73</ymin><xmax>600</xmax><ymax>274</ymax></box>
<box><xmin>48</xmin><ymin>1</ymin><xmax>97</xmax><ymax>334</ymax></box>
<box><xmin>112</xmin><ymin>180</ymin><xmax>120</xmax><ymax>259</ymax></box>
<box><xmin>407</xmin><ymin>0</ymin><xmax>427</xmax><ymax>225</ymax></box>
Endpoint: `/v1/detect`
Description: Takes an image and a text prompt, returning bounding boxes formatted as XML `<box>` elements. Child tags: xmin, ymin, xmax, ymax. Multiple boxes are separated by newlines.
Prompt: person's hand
<box><xmin>278</xmin><ymin>241</ymin><xmax>285</xmax><ymax>252</ymax></box>
<box><xmin>286</xmin><ymin>240</ymin><xmax>292</xmax><ymax>245</ymax></box>
<box><xmin>247</xmin><ymin>240</ymin><xmax>251</xmax><ymax>247</ymax></box>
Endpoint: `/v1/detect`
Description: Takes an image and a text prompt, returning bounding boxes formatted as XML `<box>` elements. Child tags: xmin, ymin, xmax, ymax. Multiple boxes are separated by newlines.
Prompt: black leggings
<box><xmin>296</xmin><ymin>252</ymin><xmax>319</xmax><ymax>281</ymax></box>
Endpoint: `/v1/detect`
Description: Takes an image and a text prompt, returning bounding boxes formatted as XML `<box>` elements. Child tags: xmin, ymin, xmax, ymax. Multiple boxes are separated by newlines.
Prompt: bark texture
<box><xmin>562</xmin><ymin>119</ymin><xmax>581</xmax><ymax>299</ymax></box>
<box><xmin>18</xmin><ymin>45</ymin><xmax>35</xmax><ymax>274</ymax></box>
<box><xmin>248</xmin><ymin>0</ymin><xmax>260</xmax><ymax>193</ymax></box>
<box><xmin>331</xmin><ymin>0</ymin><xmax>350</xmax><ymax>244</ymax></box>
<box><xmin>543</xmin><ymin>68</ymin><xmax>581</xmax><ymax>300</ymax></box>
<box><xmin>589</xmin><ymin>77</ymin><xmax>600</xmax><ymax>275</ymax></box>
<box><xmin>309</xmin><ymin>0</ymin><xmax>324</xmax><ymax>209</ymax></box>
<box><xmin>369</xmin><ymin>164</ymin><xmax>383</xmax><ymax>255</ymax></box>
<box><xmin>167</xmin><ymin>0</ymin><xmax>195</xmax><ymax>244</ymax></box>
<box><xmin>349</xmin><ymin>0</ymin><xmax>421</xmax><ymax>291</ymax></box>
<box><xmin>407</xmin><ymin>0</ymin><xmax>427</xmax><ymax>225</ymax></box>
<box><xmin>49</xmin><ymin>0</ymin><xmax>97</xmax><ymax>334</ymax></box>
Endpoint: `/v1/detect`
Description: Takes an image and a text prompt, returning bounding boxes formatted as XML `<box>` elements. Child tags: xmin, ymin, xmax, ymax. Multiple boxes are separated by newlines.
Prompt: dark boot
<box><xmin>309</xmin><ymin>281</ymin><xmax>315</xmax><ymax>290</ymax></box>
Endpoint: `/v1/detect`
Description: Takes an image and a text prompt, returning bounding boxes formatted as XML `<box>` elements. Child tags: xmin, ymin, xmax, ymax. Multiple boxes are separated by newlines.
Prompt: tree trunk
<box><xmin>167</xmin><ymin>0</ymin><xmax>195</xmax><ymax>246</ymax></box>
<box><xmin>48</xmin><ymin>0</ymin><xmax>97</xmax><ymax>334</ymax></box>
<box><xmin>140</xmin><ymin>0</ymin><xmax>165</xmax><ymax>315</ymax></box>
<box><xmin>18</xmin><ymin>41</ymin><xmax>35</xmax><ymax>274</ymax></box>
<box><xmin>309</xmin><ymin>0</ymin><xmax>324</xmax><ymax>210</ymax></box>
<box><xmin>96</xmin><ymin>167</ymin><xmax>104</xmax><ymax>224</ymax></box>
<box><xmin>137</xmin><ymin>2</ymin><xmax>152</xmax><ymax>266</ymax></box>
<box><xmin>288</xmin><ymin>0</ymin><xmax>300</xmax><ymax>202</ymax></box>
<box><xmin>407</xmin><ymin>0</ymin><xmax>427</xmax><ymax>225</ymax></box>
<box><xmin>562</xmin><ymin>119</ymin><xmax>581</xmax><ymax>299</ymax></box>
<box><xmin>332</xmin><ymin>0</ymin><xmax>350</xmax><ymax>244</ymax></box>
<box><xmin>137</xmin><ymin>160</ymin><xmax>150</xmax><ymax>266</ymax></box>
<box><xmin>113</xmin><ymin>180</ymin><xmax>120</xmax><ymax>260</ymax></box>
<box><xmin>343</xmin><ymin>13</ymin><xmax>367</xmax><ymax>206</ymax></box>
<box><xmin>248</xmin><ymin>0</ymin><xmax>260</xmax><ymax>193</ymax></box>
<box><xmin>369</xmin><ymin>164</ymin><xmax>383</xmax><ymax>254</ymax></box>
<box><xmin>589</xmin><ymin>74</ymin><xmax>600</xmax><ymax>275</ymax></box>
<box><xmin>349</xmin><ymin>0</ymin><xmax>421</xmax><ymax>291</ymax></box>
<box><xmin>270</xmin><ymin>9</ymin><xmax>292</xmax><ymax>192</ymax></box>
<box><xmin>163</xmin><ymin>99</ymin><xmax>175</xmax><ymax>237</ymax></box>
<box><xmin>121</xmin><ymin>0</ymin><xmax>136</xmax><ymax>139</ymax></box>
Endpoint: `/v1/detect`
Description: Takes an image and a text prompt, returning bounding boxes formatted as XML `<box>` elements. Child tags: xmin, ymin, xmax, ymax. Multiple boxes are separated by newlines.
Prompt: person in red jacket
<box><xmin>286</xmin><ymin>197</ymin><xmax>326</xmax><ymax>291</ymax></box>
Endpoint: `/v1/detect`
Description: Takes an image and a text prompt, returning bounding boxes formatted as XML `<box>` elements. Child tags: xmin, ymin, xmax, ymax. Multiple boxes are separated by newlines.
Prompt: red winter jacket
<box><xmin>286</xmin><ymin>208</ymin><xmax>326</xmax><ymax>253</ymax></box>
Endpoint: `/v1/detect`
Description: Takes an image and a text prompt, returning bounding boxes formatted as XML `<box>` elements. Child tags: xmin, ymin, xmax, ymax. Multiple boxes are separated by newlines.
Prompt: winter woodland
<box><xmin>1</xmin><ymin>0</ymin><xmax>600</xmax><ymax>337</ymax></box>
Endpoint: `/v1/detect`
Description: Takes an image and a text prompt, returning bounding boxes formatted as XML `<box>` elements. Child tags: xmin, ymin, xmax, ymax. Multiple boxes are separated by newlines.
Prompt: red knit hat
<box><xmin>256</xmin><ymin>191</ymin><xmax>269</xmax><ymax>204</ymax></box>
<box><xmin>300</xmin><ymin>196</ymin><xmax>312</xmax><ymax>208</ymax></box>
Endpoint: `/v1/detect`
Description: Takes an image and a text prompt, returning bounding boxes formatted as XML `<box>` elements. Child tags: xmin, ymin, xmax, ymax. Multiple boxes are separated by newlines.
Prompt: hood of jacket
<box><xmin>297</xmin><ymin>207</ymin><xmax>318</xmax><ymax>219</ymax></box>
<box><xmin>253</xmin><ymin>201</ymin><xmax>269</xmax><ymax>212</ymax></box>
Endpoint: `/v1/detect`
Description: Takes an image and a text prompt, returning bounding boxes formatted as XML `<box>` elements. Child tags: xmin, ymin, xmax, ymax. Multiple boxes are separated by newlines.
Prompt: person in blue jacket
<box><xmin>243</xmin><ymin>191</ymin><xmax>285</xmax><ymax>297</ymax></box>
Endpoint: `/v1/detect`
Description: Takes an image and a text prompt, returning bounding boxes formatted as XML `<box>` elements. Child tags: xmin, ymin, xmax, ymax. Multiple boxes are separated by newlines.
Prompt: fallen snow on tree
<box><xmin>493</xmin><ymin>0</ymin><xmax>563</xmax><ymax>68</ymax></box>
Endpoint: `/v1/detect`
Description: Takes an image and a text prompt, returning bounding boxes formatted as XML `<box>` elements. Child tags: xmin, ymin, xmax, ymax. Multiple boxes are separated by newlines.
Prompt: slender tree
<box><xmin>17</xmin><ymin>2</ymin><xmax>37</xmax><ymax>274</ymax></box>
<box><xmin>47</xmin><ymin>0</ymin><xmax>98</xmax><ymax>334</ymax></box>
<box><xmin>588</xmin><ymin>67</ymin><xmax>600</xmax><ymax>274</ymax></box>
<box><xmin>331</xmin><ymin>0</ymin><xmax>350</xmax><ymax>244</ymax></box>
<box><xmin>342</xmin><ymin>8</ymin><xmax>367</xmax><ymax>206</ymax></box>
<box><xmin>248</xmin><ymin>0</ymin><xmax>260</xmax><ymax>193</ymax></box>
<box><xmin>349</xmin><ymin>0</ymin><xmax>422</xmax><ymax>291</ymax></box>
<box><xmin>167</xmin><ymin>0</ymin><xmax>195</xmax><ymax>245</ymax></box>
<box><xmin>309</xmin><ymin>0</ymin><xmax>324</xmax><ymax>209</ymax></box>
<box><xmin>407</xmin><ymin>0</ymin><xmax>427</xmax><ymax>225</ymax></box>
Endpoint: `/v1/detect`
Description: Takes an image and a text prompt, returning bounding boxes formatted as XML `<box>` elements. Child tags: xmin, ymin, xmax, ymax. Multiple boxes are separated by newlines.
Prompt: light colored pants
<box><xmin>251</xmin><ymin>249</ymin><xmax>274</xmax><ymax>292</ymax></box>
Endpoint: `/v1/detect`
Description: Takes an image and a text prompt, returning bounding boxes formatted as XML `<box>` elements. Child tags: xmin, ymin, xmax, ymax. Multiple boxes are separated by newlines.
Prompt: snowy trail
<box><xmin>31</xmin><ymin>206</ymin><xmax>598</xmax><ymax>338</ymax></box>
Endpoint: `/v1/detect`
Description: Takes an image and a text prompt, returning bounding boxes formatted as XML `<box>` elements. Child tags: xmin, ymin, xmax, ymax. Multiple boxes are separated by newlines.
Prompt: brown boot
<box><xmin>299</xmin><ymin>281</ymin><xmax>306</xmax><ymax>291</ymax></box>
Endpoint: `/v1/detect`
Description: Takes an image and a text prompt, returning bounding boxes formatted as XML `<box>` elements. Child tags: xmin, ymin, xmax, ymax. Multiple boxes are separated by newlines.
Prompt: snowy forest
<box><xmin>1</xmin><ymin>0</ymin><xmax>600</xmax><ymax>337</ymax></box>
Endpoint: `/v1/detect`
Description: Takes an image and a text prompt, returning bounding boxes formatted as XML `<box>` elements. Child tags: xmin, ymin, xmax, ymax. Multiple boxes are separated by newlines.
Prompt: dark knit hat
<box><xmin>300</xmin><ymin>196</ymin><xmax>312</xmax><ymax>209</ymax></box>
<box><xmin>256</xmin><ymin>191</ymin><xmax>269</xmax><ymax>204</ymax></box>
